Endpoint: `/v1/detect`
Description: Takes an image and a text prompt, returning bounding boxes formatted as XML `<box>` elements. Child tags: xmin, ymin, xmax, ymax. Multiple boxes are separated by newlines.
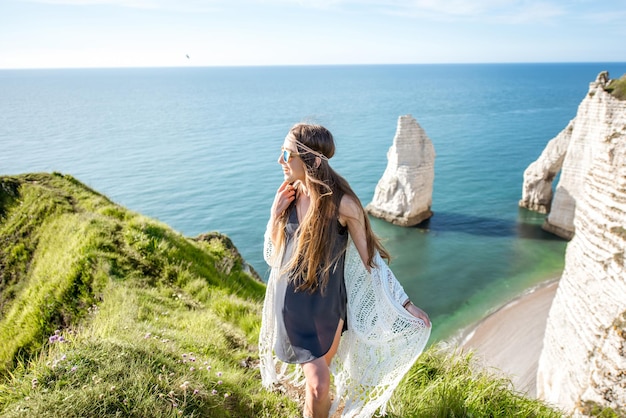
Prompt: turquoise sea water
<box><xmin>2</xmin><ymin>63</ymin><xmax>626</xmax><ymax>342</ymax></box>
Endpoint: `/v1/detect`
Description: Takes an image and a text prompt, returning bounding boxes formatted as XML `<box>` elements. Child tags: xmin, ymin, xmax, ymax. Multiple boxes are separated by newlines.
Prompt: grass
<box><xmin>0</xmin><ymin>282</ymin><xmax>294</xmax><ymax>418</ymax></box>
<box><xmin>388</xmin><ymin>348</ymin><xmax>564</xmax><ymax>417</ymax></box>
<box><xmin>0</xmin><ymin>172</ymin><xmax>567</xmax><ymax>417</ymax></box>
<box><xmin>605</xmin><ymin>74</ymin><xmax>626</xmax><ymax>100</ymax></box>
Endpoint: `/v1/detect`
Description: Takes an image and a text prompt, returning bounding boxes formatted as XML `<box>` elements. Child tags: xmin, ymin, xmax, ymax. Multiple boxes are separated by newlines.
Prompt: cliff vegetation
<box><xmin>605</xmin><ymin>74</ymin><xmax>626</xmax><ymax>100</ymax></box>
<box><xmin>0</xmin><ymin>173</ymin><xmax>563</xmax><ymax>417</ymax></box>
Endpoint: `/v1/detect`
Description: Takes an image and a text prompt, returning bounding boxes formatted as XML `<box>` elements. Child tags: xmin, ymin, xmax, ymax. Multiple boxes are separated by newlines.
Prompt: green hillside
<box><xmin>0</xmin><ymin>173</ymin><xmax>564</xmax><ymax>417</ymax></box>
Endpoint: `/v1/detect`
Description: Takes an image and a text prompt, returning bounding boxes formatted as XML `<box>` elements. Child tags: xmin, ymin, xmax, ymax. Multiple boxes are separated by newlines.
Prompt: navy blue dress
<box><xmin>273</xmin><ymin>201</ymin><xmax>348</xmax><ymax>364</ymax></box>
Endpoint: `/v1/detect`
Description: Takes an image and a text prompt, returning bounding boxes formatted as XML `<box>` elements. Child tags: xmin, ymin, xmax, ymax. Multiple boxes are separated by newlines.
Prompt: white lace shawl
<box><xmin>259</xmin><ymin>221</ymin><xmax>431</xmax><ymax>417</ymax></box>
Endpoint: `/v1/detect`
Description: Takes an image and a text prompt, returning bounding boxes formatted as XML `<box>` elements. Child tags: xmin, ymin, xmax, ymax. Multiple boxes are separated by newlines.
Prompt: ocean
<box><xmin>2</xmin><ymin>62</ymin><xmax>626</xmax><ymax>342</ymax></box>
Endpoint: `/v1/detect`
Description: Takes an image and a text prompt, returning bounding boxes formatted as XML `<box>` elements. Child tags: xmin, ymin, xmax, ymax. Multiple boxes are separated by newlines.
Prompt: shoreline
<box><xmin>458</xmin><ymin>278</ymin><xmax>560</xmax><ymax>397</ymax></box>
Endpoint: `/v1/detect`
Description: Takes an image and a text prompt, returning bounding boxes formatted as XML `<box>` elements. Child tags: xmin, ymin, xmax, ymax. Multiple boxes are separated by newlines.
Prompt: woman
<box><xmin>259</xmin><ymin>123</ymin><xmax>431</xmax><ymax>418</ymax></box>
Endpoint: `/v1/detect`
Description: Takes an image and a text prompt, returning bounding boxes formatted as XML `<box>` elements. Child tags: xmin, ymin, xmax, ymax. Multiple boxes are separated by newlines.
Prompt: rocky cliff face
<box><xmin>365</xmin><ymin>115</ymin><xmax>435</xmax><ymax>226</ymax></box>
<box><xmin>536</xmin><ymin>72</ymin><xmax>626</xmax><ymax>415</ymax></box>
<box><xmin>520</xmin><ymin>72</ymin><xmax>626</xmax><ymax>239</ymax></box>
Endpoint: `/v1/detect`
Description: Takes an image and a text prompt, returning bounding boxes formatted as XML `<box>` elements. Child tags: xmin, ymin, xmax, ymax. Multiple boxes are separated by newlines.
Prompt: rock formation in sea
<box><xmin>518</xmin><ymin>120</ymin><xmax>573</xmax><ymax>215</ymax></box>
<box><xmin>520</xmin><ymin>72</ymin><xmax>626</xmax><ymax>239</ymax></box>
<box><xmin>536</xmin><ymin>72</ymin><xmax>626</xmax><ymax>415</ymax></box>
<box><xmin>365</xmin><ymin>115</ymin><xmax>435</xmax><ymax>226</ymax></box>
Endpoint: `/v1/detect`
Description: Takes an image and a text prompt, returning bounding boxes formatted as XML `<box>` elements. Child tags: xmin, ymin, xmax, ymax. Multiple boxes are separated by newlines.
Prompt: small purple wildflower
<box><xmin>70</xmin><ymin>366</ymin><xmax>77</xmax><ymax>373</ymax></box>
<box><xmin>217</xmin><ymin>380</ymin><xmax>222</xmax><ymax>385</ymax></box>
<box><xmin>211</xmin><ymin>389</ymin><xmax>217</xmax><ymax>395</ymax></box>
<box><xmin>216</xmin><ymin>372</ymin><xmax>222</xmax><ymax>377</ymax></box>
<box><xmin>49</xmin><ymin>333</ymin><xmax>66</xmax><ymax>344</ymax></box>
<box><xmin>193</xmin><ymin>389</ymin><xmax>199</xmax><ymax>395</ymax></box>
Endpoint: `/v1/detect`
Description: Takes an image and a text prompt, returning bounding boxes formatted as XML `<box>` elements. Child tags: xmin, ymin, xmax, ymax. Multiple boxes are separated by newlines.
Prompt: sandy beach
<box><xmin>459</xmin><ymin>279</ymin><xmax>559</xmax><ymax>397</ymax></box>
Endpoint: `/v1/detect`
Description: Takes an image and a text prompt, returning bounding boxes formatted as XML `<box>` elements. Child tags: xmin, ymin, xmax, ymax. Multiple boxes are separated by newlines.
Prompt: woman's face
<box><xmin>279</xmin><ymin>134</ymin><xmax>306</xmax><ymax>185</ymax></box>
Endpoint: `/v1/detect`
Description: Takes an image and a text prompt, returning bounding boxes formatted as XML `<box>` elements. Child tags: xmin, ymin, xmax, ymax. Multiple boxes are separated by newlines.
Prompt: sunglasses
<box><xmin>281</xmin><ymin>147</ymin><xmax>300</xmax><ymax>163</ymax></box>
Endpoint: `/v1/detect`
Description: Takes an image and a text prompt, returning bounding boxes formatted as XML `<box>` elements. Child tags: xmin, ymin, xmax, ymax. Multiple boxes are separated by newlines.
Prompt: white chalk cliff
<box><xmin>366</xmin><ymin>115</ymin><xmax>435</xmax><ymax>227</ymax></box>
<box><xmin>520</xmin><ymin>72</ymin><xmax>625</xmax><ymax>239</ymax></box>
<box><xmin>536</xmin><ymin>72</ymin><xmax>626</xmax><ymax>415</ymax></box>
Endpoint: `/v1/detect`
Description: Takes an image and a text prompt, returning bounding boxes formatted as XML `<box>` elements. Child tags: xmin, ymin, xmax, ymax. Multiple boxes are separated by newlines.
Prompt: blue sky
<box><xmin>1</xmin><ymin>0</ymin><xmax>625</xmax><ymax>69</ymax></box>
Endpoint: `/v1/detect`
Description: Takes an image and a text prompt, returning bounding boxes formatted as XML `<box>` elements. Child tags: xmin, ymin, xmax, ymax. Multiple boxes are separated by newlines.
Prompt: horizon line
<box><xmin>2</xmin><ymin>60</ymin><xmax>626</xmax><ymax>71</ymax></box>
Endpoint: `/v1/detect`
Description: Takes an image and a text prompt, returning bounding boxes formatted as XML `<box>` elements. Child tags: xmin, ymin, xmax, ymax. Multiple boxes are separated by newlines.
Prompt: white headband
<box><xmin>294</xmin><ymin>139</ymin><xmax>329</xmax><ymax>161</ymax></box>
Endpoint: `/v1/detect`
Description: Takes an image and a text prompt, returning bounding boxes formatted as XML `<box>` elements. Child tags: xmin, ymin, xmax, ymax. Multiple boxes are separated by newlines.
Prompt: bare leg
<box><xmin>324</xmin><ymin>319</ymin><xmax>344</xmax><ymax>366</ymax></box>
<box><xmin>302</xmin><ymin>357</ymin><xmax>331</xmax><ymax>418</ymax></box>
<box><xmin>302</xmin><ymin>319</ymin><xmax>344</xmax><ymax>418</ymax></box>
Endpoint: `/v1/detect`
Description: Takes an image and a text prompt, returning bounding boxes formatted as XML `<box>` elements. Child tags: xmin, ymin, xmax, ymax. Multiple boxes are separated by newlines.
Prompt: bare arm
<box><xmin>338</xmin><ymin>195</ymin><xmax>371</xmax><ymax>271</ymax></box>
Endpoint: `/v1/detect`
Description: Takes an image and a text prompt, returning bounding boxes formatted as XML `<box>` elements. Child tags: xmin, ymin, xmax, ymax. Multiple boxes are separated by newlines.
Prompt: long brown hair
<box><xmin>275</xmin><ymin>123</ymin><xmax>390</xmax><ymax>293</ymax></box>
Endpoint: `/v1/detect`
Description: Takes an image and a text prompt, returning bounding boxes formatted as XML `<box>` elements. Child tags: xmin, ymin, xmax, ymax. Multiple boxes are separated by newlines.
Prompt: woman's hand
<box><xmin>405</xmin><ymin>302</ymin><xmax>431</xmax><ymax>328</ymax></box>
<box><xmin>268</xmin><ymin>181</ymin><xmax>297</xmax><ymax>246</ymax></box>
<box><xmin>271</xmin><ymin>180</ymin><xmax>297</xmax><ymax>220</ymax></box>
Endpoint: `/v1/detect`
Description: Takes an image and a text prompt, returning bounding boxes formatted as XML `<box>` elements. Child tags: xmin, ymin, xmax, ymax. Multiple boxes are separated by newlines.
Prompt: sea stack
<box><xmin>366</xmin><ymin>115</ymin><xmax>435</xmax><ymax>227</ymax></box>
<box><xmin>520</xmin><ymin>71</ymin><xmax>625</xmax><ymax>239</ymax></box>
<box><xmin>535</xmin><ymin>72</ymin><xmax>626</xmax><ymax>415</ymax></box>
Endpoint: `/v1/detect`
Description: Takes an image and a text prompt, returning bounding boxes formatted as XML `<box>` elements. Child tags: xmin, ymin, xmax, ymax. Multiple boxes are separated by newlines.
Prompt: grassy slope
<box><xmin>0</xmin><ymin>173</ymin><xmax>565</xmax><ymax>417</ymax></box>
<box><xmin>605</xmin><ymin>73</ymin><xmax>626</xmax><ymax>100</ymax></box>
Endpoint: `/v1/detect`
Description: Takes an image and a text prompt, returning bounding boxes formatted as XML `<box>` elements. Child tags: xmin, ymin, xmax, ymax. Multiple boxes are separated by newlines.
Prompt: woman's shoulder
<box><xmin>339</xmin><ymin>194</ymin><xmax>361</xmax><ymax>213</ymax></box>
<box><xmin>338</xmin><ymin>194</ymin><xmax>364</xmax><ymax>226</ymax></box>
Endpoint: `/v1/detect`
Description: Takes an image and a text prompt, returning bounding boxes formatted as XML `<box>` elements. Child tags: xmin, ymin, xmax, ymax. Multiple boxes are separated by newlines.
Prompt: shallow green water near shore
<box><xmin>371</xmin><ymin>207</ymin><xmax>566</xmax><ymax>343</ymax></box>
